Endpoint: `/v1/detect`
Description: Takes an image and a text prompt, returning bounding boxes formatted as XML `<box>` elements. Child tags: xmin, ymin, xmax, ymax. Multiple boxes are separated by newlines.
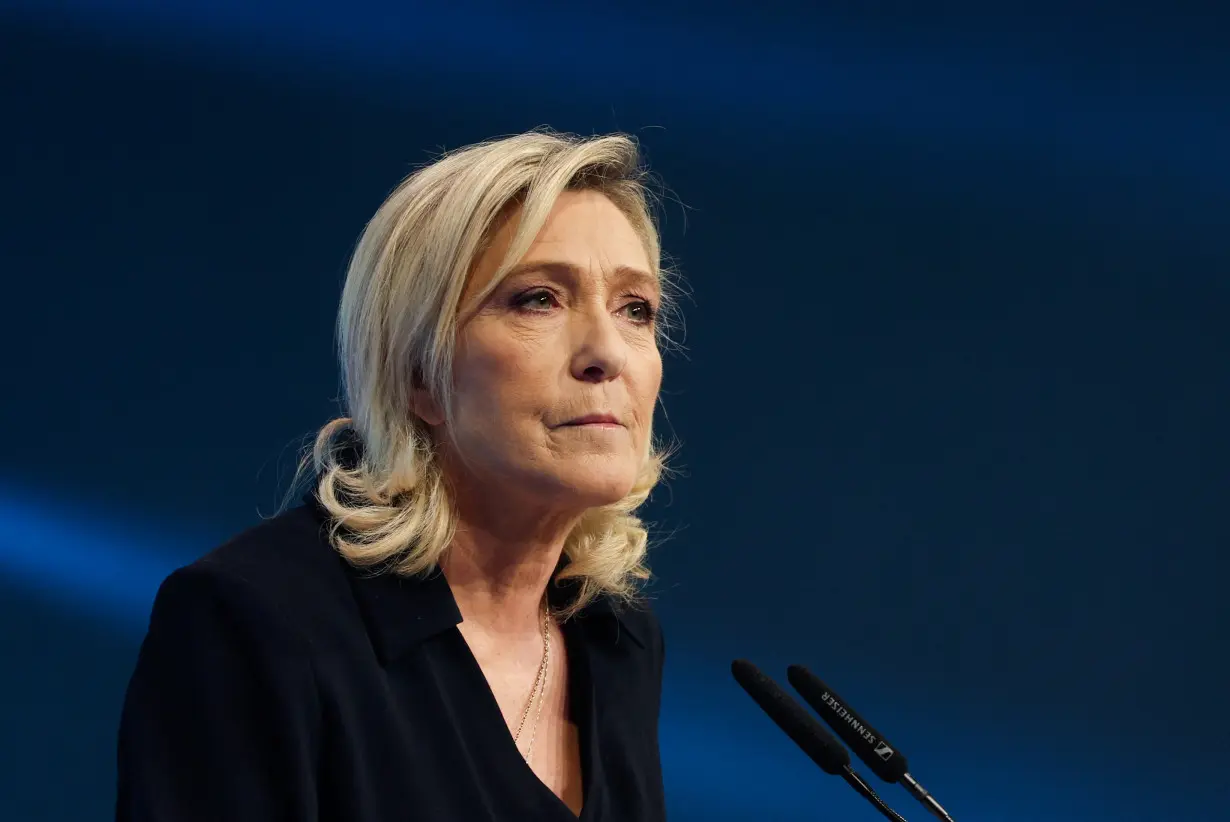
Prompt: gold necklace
<box><xmin>511</xmin><ymin>598</ymin><xmax>551</xmax><ymax>765</ymax></box>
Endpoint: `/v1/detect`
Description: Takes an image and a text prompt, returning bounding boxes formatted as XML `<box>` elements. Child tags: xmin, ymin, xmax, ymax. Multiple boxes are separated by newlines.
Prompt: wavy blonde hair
<box><xmin>303</xmin><ymin>130</ymin><xmax>680</xmax><ymax>618</ymax></box>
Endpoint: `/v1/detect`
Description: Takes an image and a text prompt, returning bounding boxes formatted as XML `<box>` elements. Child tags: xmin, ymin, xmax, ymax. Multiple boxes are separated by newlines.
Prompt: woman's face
<box><xmin>426</xmin><ymin>189</ymin><xmax>663</xmax><ymax>514</ymax></box>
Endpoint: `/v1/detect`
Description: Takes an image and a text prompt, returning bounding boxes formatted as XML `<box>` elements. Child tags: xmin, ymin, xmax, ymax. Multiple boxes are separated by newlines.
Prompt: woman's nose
<box><xmin>570</xmin><ymin>310</ymin><xmax>628</xmax><ymax>383</ymax></box>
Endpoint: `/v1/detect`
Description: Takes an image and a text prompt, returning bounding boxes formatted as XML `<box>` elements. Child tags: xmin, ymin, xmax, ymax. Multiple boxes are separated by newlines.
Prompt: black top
<box><xmin>116</xmin><ymin>496</ymin><xmax>667</xmax><ymax>821</ymax></box>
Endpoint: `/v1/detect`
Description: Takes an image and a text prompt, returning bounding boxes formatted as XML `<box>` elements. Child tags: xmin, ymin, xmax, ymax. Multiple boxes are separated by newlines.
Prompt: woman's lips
<box><xmin>563</xmin><ymin>414</ymin><xmax>621</xmax><ymax>426</ymax></box>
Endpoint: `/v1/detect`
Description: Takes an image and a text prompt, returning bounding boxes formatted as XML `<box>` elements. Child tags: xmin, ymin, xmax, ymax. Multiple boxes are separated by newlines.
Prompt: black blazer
<box><xmin>116</xmin><ymin>496</ymin><xmax>667</xmax><ymax>821</ymax></box>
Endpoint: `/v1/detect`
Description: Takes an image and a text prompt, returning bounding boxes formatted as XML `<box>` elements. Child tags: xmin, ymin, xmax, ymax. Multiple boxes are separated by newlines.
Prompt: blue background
<box><xmin>1</xmin><ymin>1</ymin><xmax>1227</xmax><ymax>819</ymax></box>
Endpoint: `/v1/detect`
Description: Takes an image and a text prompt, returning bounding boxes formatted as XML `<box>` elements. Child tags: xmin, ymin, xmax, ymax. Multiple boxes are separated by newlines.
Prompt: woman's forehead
<box><xmin>463</xmin><ymin>196</ymin><xmax>657</xmax><ymax>303</ymax></box>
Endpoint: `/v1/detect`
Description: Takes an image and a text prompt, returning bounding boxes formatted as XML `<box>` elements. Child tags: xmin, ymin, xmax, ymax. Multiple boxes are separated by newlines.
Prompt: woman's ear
<box><xmin>410</xmin><ymin>373</ymin><xmax>445</xmax><ymax>427</ymax></box>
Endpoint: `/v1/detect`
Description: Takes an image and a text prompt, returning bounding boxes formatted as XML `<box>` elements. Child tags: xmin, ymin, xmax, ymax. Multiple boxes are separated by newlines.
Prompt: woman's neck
<box><xmin>439</xmin><ymin>541</ymin><xmax>553</xmax><ymax>634</ymax></box>
<box><xmin>439</xmin><ymin>501</ymin><xmax>581</xmax><ymax>635</ymax></box>
<box><xmin>436</xmin><ymin>457</ymin><xmax>588</xmax><ymax>634</ymax></box>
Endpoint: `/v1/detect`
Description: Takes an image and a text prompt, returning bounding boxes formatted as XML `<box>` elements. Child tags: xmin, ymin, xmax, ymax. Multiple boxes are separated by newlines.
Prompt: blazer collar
<box><xmin>304</xmin><ymin>489</ymin><xmax>646</xmax><ymax>665</ymax></box>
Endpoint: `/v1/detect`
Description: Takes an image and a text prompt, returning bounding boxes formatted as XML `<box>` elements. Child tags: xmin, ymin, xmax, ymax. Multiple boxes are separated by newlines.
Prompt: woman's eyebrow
<box><xmin>503</xmin><ymin>261</ymin><xmax>579</xmax><ymax>283</ymax></box>
<box><xmin>505</xmin><ymin>261</ymin><xmax>657</xmax><ymax>292</ymax></box>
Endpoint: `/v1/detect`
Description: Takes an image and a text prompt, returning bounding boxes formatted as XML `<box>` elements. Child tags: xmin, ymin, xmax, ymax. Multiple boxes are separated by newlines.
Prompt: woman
<box><xmin>116</xmin><ymin>130</ymin><xmax>680</xmax><ymax>821</ymax></box>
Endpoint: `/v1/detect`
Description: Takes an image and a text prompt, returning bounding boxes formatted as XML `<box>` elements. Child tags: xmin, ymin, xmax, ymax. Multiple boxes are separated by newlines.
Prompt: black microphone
<box><xmin>730</xmin><ymin>660</ymin><xmax>909</xmax><ymax>822</ymax></box>
<box><xmin>787</xmin><ymin>665</ymin><xmax>956</xmax><ymax>822</ymax></box>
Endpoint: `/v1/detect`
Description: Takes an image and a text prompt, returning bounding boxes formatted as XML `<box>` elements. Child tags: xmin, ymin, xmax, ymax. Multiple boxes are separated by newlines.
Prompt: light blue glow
<box><xmin>0</xmin><ymin>485</ymin><xmax>211</xmax><ymax>630</ymax></box>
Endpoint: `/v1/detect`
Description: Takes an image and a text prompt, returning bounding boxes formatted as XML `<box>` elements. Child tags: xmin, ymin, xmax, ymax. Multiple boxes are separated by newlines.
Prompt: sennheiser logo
<box><xmin>873</xmin><ymin>742</ymin><xmax>895</xmax><ymax>761</ymax></box>
<box><xmin>819</xmin><ymin>691</ymin><xmax>879</xmax><ymax>746</ymax></box>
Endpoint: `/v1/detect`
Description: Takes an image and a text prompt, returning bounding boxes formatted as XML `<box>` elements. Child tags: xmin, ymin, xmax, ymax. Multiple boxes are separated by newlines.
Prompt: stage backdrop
<box><xmin>1</xmin><ymin>2</ymin><xmax>1227</xmax><ymax>820</ymax></box>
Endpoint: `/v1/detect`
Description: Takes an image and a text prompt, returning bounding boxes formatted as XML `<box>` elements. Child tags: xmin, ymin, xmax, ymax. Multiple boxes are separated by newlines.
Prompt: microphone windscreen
<box><xmin>787</xmin><ymin>665</ymin><xmax>909</xmax><ymax>783</ymax></box>
<box><xmin>731</xmin><ymin>659</ymin><xmax>851</xmax><ymax>775</ymax></box>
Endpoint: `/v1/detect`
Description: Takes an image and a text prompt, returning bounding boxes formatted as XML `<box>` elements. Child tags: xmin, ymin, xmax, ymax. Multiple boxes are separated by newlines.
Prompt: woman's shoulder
<box><xmin>576</xmin><ymin>593</ymin><xmax>666</xmax><ymax>672</ymax></box>
<box><xmin>195</xmin><ymin>502</ymin><xmax>338</xmax><ymax>583</ymax></box>
<box><xmin>147</xmin><ymin>502</ymin><xmax>350</xmax><ymax>650</ymax></box>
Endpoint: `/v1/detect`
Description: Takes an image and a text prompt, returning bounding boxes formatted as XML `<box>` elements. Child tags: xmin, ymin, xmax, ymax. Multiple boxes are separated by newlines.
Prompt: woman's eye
<box><xmin>512</xmin><ymin>289</ymin><xmax>557</xmax><ymax>311</ymax></box>
<box><xmin>623</xmin><ymin>300</ymin><xmax>657</xmax><ymax>325</ymax></box>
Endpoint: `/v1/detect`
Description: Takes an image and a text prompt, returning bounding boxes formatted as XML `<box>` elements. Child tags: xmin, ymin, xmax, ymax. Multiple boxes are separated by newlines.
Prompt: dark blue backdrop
<box><xmin>2</xmin><ymin>2</ymin><xmax>1227</xmax><ymax>819</ymax></box>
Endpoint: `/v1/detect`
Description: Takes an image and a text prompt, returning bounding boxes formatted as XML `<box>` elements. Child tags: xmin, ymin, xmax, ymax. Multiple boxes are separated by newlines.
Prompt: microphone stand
<box><xmin>840</xmin><ymin>766</ymin><xmax>909</xmax><ymax>822</ymax></box>
<box><xmin>900</xmin><ymin>773</ymin><xmax>955</xmax><ymax>822</ymax></box>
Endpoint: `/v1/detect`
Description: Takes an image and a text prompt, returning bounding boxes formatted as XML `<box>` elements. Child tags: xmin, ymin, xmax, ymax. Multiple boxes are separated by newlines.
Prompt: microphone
<box><xmin>731</xmin><ymin>660</ymin><xmax>909</xmax><ymax>822</ymax></box>
<box><xmin>787</xmin><ymin>665</ymin><xmax>956</xmax><ymax>822</ymax></box>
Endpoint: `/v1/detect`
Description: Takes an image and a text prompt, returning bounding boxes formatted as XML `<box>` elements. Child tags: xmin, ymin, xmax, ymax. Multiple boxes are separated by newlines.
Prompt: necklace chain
<box><xmin>511</xmin><ymin>598</ymin><xmax>551</xmax><ymax>765</ymax></box>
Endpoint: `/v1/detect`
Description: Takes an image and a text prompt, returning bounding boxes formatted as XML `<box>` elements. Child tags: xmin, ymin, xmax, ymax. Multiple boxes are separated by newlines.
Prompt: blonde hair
<box><xmin>303</xmin><ymin>130</ymin><xmax>680</xmax><ymax>618</ymax></box>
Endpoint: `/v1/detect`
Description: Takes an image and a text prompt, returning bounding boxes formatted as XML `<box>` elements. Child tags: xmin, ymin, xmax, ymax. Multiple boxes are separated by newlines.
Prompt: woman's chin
<box><xmin>551</xmin><ymin>465</ymin><xmax>639</xmax><ymax>508</ymax></box>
